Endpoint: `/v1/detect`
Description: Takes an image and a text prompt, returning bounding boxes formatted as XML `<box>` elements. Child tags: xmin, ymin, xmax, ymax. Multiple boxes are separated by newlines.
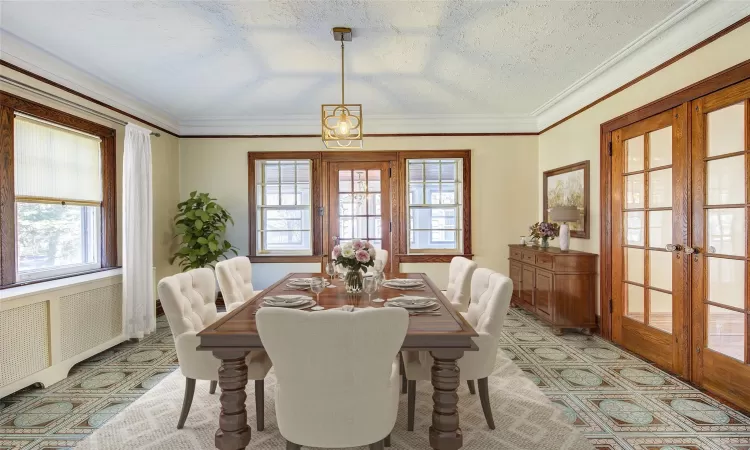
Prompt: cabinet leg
<box><xmin>552</xmin><ymin>327</ymin><xmax>563</xmax><ymax>336</ymax></box>
<box><xmin>581</xmin><ymin>328</ymin><xmax>592</xmax><ymax>336</ymax></box>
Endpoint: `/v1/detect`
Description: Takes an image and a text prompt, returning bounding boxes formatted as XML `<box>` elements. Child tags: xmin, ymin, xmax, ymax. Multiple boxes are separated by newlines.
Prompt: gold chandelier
<box><xmin>321</xmin><ymin>27</ymin><xmax>363</xmax><ymax>149</ymax></box>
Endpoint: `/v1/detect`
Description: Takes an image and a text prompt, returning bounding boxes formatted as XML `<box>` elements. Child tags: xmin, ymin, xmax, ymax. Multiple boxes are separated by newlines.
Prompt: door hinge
<box><xmin>318</xmin><ymin>206</ymin><xmax>324</xmax><ymax>216</ymax></box>
<box><xmin>608</xmin><ymin>141</ymin><xmax>612</xmax><ymax>157</ymax></box>
<box><xmin>389</xmin><ymin>221</ymin><xmax>392</xmax><ymax>232</ymax></box>
<box><xmin>609</xmin><ymin>298</ymin><xmax>613</xmax><ymax>314</ymax></box>
<box><xmin>388</xmin><ymin>167</ymin><xmax>392</xmax><ymax>178</ymax></box>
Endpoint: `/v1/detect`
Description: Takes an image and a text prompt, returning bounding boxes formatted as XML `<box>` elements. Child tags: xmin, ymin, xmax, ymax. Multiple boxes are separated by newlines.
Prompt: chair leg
<box><xmin>209</xmin><ymin>380</ymin><xmax>217</xmax><ymax>394</ymax></box>
<box><xmin>177</xmin><ymin>377</ymin><xmax>196</xmax><ymax>429</ymax></box>
<box><xmin>478</xmin><ymin>377</ymin><xmax>495</xmax><ymax>430</ymax></box>
<box><xmin>255</xmin><ymin>379</ymin><xmax>264</xmax><ymax>431</ymax></box>
<box><xmin>467</xmin><ymin>380</ymin><xmax>476</xmax><ymax>395</ymax></box>
<box><xmin>384</xmin><ymin>433</ymin><xmax>391</xmax><ymax>447</ymax></box>
<box><xmin>399</xmin><ymin>354</ymin><xmax>407</xmax><ymax>394</ymax></box>
<box><xmin>286</xmin><ymin>441</ymin><xmax>301</xmax><ymax>450</ymax></box>
<box><xmin>407</xmin><ymin>380</ymin><xmax>416</xmax><ymax>431</ymax></box>
<box><xmin>369</xmin><ymin>440</ymin><xmax>385</xmax><ymax>450</ymax></box>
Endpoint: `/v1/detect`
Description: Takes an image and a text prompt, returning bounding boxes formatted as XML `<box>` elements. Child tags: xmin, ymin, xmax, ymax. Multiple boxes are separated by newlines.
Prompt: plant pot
<box><xmin>344</xmin><ymin>269</ymin><xmax>363</xmax><ymax>294</ymax></box>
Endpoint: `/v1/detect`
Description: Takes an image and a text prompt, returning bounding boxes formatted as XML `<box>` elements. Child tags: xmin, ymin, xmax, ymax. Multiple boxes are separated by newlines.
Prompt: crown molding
<box><xmin>0</xmin><ymin>30</ymin><xmax>180</xmax><ymax>134</ymax></box>
<box><xmin>535</xmin><ymin>0</ymin><xmax>750</xmax><ymax>131</ymax></box>
<box><xmin>178</xmin><ymin>114</ymin><xmax>538</xmax><ymax>136</ymax></box>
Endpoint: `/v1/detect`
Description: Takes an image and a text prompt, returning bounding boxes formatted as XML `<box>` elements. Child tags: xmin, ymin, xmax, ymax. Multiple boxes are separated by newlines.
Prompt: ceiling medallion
<box><xmin>321</xmin><ymin>27</ymin><xmax>363</xmax><ymax>149</ymax></box>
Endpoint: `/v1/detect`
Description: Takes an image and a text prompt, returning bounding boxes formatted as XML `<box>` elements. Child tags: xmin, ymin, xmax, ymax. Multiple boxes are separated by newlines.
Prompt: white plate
<box><xmin>263</xmin><ymin>299</ymin><xmax>317</xmax><ymax>309</ymax></box>
<box><xmin>385</xmin><ymin>301</ymin><xmax>440</xmax><ymax>311</ymax></box>
<box><xmin>263</xmin><ymin>296</ymin><xmax>312</xmax><ymax>307</ymax></box>
<box><xmin>385</xmin><ymin>298</ymin><xmax>437</xmax><ymax>309</ymax></box>
<box><xmin>384</xmin><ymin>278</ymin><xmax>423</xmax><ymax>285</ymax></box>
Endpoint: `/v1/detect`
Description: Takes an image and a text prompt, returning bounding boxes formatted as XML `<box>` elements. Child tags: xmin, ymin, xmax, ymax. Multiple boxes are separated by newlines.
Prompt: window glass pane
<box><xmin>707</xmin><ymin>305</ymin><xmax>745</xmax><ymax>362</ymax></box>
<box><xmin>352</xmin><ymin>194</ymin><xmax>366</xmax><ymax>215</ymax></box>
<box><xmin>264</xmin><ymin>162</ymin><xmax>279</xmax><ymax>183</ymax></box>
<box><xmin>408</xmin><ymin>162</ymin><xmax>423</xmax><ymax>182</ymax></box>
<box><xmin>411</xmin><ymin>230</ymin><xmax>457</xmax><ymax>250</ymax></box>
<box><xmin>367</xmin><ymin>170</ymin><xmax>381</xmax><ymax>192</ymax></box>
<box><xmin>707</xmin><ymin>258</ymin><xmax>745</xmax><ymax>309</ymax></box>
<box><xmin>339</xmin><ymin>194</ymin><xmax>353</xmax><ymax>216</ymax></box>
<box><xmin>440</xmin><ymin>183</ymin><xmax>457</xmax><ymax>205</ymax></box>
<box><xmin>296</xmin><ymin>183</ymin><xmax>310</xmax><ymax>206</ymax></box>
<box><xmin>339</xmin><ymin>170</ymin><xmax>352</xmax><ymax>192</ymax></box>
<box><xmin>625</xmin><ymin>135</ymin><xmax>644</xmax><ymax>172</ymax></box>
<box><xmin>280</xmin><ymin>162</ymin><xmax>296</xmax><ymax>183</ymax></box>
<box><xmin>625</xmin><ymin>211</ymin><xmax>644</xmax><ymax>246</ymax></box>
<box><xmin>366</xmin><ymin>194</ymin><xmax>381</xmax><ymax>215</ymax></box>
<box><xmin>425</xmin><ymin>183</ymin><xmax>441</xmax><ymax>205</ymax></box>
<box><xmin>280</xmin><ymin>184</ymin><xmax>296</xmax><ymax>206</ymax></box>
<box><xmin>624</xmin><ymin>248</ymin><xmax>644</xmax><ymax>284</ymax></box>
<box><xmin>649</xmin><ymin>250</ymin><xmax>672</xmax><ymax>291</ymax></box>
<box><xmin>262</xmin><ymin>230</ymin><xmax>311</xmax><ymax>252</ymax></box>
<box><xmin>707</xmin><ymin>155</ymin><xmax>745</xmax><ymax>205</ymax></box>
<box><xmin>707</xmin><ymin>103</ymin><xmax>745</xmax><ymax>157</ymax></box>
<box><xmin>625</xmin><ymin>174</ymin><xmax>644</xmax><ymax>208</ymax></box>
<box><xmin>367</xmin><ymin>217</ymin><xmax>382</xmax><ymax>239</ymax></box>
<box><xmin>648</xmin><ymin>169</ymin><xmax>672</xmax><ymax>208</ymax></box>
<box><xmin>648</xmin><ymin>210</ymin><xmax>672</xmax><ymax>249</ymax></box>
<box><xmin>625</xmin><ymin>284</ymin><xmax>644</xmax><ymax>323</ymax></box>
<box><xmin>441</xmin><ymin>161</ymin><xmax>457</xmax><ymax>181</ymax></box>
<box><xmin>352</xmin><ymin>217</ymin><xmax>367</xmax><ymax>239</ymax></box>
<box><xmin>353</xmin><ymin>170</ymin><xmax>367</xmax><ymax>192</ymax></box>
<box><xmin>424</xmin><ymin>162</ymin><xmax>440</xmax><ymax>182</ymax></box>
<box><xmin>17</xmin><ymin>202</ymin><xmax>100</xmax><ymax>279</ymax></box>
<box><xmin>707</xmin><ymin>208</ymin><xmax>746</xmax><ymax>257</ymax></box>
<box><xmin>650</xmin><ymin>291</ymin><xmax>672</xmax><ymax>334</ymax></box>
<box><xmin>648</xmin><ymin>127</ymin><xmax>672</xmax><ymax>168</ymax></box>
<box><xmin>296</xmin><ymin>162</ymin><xmax>310</xmax><ymax>183</ymax></box>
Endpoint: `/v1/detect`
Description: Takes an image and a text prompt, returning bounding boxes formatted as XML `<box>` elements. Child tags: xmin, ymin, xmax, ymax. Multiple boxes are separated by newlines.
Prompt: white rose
<box><xmin>342</xmin><ymin>247</ymin><xmax>355</xmax><ymax>258</ymax></box>
<box><xmin>368</xmin><ymin>247</ymin><xmax>376</xmax><ymax>257</ymax></box>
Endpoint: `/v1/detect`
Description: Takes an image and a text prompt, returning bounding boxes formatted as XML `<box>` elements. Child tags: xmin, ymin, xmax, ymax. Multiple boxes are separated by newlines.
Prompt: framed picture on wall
<box><xmin>543</xmin><ymin>160</ymin><xmax>590</xmax><ymax>239</ymax></box>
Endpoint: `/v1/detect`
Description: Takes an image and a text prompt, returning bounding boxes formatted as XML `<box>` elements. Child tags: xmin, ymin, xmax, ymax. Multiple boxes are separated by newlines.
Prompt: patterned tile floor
<box><xmin>1</xmin><ymin>309</ymin><xmax>750</xmax><ymax>449</ymax></box>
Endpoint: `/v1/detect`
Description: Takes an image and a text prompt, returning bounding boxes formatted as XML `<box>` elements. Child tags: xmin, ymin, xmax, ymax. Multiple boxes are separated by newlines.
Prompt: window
<box><xmin>0</xmin><ymin>92</ymin><xmax>117</xmax><ymax>288</ymax></box>
<box><xmin>407</xmin><ymin>158</ymin><xmax>463</xmax><ymax>253</ymax></box>
<box><xmin>14</xmin><ymin>116</ymin><xmax>103</xmax><ymax>281</ymax></box>
<box><xmin>254</xmin><ymin>159</ymin><xmax>313</xmax><ymax>255</ymax></box>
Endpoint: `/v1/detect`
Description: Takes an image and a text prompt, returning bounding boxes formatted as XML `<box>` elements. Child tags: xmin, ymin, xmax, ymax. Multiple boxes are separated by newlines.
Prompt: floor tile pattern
<box><xmin>1</xmin><ymin>308</ymin><xmax>749</xmax><ymax>449</ymax></box>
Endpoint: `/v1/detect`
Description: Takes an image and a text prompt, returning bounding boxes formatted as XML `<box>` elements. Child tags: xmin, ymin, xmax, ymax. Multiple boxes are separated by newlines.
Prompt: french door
<box><xmin>691</xmin><ymin>79</ymin><xmax>750</xmax><ymax>410</ymax></box>
<box><xmin>611</xmin><ymin>106</ymin><xmax>690</xmax><ymax>376</ymax></box>
<box><xmin>328</xmin><ymin>162</ymin><xmax>392</xmax><ymax>270</ymax></box>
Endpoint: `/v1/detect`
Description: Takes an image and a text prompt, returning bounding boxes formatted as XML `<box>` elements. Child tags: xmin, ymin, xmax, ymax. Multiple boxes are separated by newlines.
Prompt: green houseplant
<box><xmin>170</xmin><ymin>191</ymin><xmax>238</xmax><ymax>271</ymax></box>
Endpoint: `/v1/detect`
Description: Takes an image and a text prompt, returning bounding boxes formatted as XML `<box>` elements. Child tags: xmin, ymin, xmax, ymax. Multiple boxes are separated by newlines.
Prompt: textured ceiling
<box><xmin>1</xmin><ymin>0</ymin><xmax>690</xmax><ymax>123</ymax></box>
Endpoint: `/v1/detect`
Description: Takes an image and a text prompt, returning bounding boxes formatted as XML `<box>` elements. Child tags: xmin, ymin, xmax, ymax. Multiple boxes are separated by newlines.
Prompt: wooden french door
<box><xmin>611</xmin><ymin>106</ymin><xmax>690</xmax><ymax>376</ymax></box>
<box><xmin>328</xmin><ymin>162</ymin><xmax>392</xmax><ymax>270</ymax></box>
<box><xmin>691</xmin><ymin>79</ymin><xmax>750</xmax><ymax>411</ymax></box>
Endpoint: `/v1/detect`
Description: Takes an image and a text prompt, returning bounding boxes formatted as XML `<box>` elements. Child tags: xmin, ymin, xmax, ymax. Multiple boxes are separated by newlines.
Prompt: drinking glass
<box><xmin>363</xmin><ymin>276</ymin><xmax>379</xmax><ymax>303</ymax></box>
<box><xmin>325</xmin><ymin>261</ymin><xmax>336</xmax><ymax>281</ymax></box>
<box><xmin>310</xmin><ymin>277</ymin><xmax>325</xmax><ymax>305</ymax></box>
<box><xmin>373</xmin><ymin>259</ymin><xmax>384</xmax><ymax>274</ymax></box>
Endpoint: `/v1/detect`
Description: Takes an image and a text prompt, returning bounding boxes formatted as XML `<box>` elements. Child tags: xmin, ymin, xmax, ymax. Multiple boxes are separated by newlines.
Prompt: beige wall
<box><xmin>0</xmin><ymin>66</ymin><xmax>182</xmax><ymax>284</ymax></box>
<box><xmin>179</xmin><ymin>136</ymin><xmax>539</xmax><ymax>289</ymax></box>
<box><xmin>537</xmin><ymin>22</ymin><xmax>750</xmax><ymax>312</ymax></box>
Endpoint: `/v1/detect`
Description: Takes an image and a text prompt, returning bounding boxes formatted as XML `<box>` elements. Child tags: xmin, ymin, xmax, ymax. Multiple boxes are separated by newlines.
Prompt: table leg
<box><xmin>429</xmin><ymin>349</ymin><xmax>464</xmax><ymax>450</ymax></box>
<box><xmin>213</xmin><ymin>351</ymin><xmax>250</xmax><ymax>450</ymax></box>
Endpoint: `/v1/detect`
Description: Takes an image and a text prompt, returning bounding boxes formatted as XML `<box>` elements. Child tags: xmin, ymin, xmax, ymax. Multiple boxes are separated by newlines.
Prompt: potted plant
<box><xmin>331</xmin><ymin>239</ymin><xmax>376</xmax><ymax>293</ymax></box>
<box><xmin>170</xmin><ymin>191</ymin><xmax>238</xmax><ymax>271</ymax></box>
<box><xmin>529</xmin><ymin>222</ymin><xmax>560</xmax><ymax>248</ymax></box>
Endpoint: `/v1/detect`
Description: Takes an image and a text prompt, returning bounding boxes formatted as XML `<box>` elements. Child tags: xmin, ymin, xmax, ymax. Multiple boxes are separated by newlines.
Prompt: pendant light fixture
<box><xmin>321</xmin><ymin>27</ymin><xmax>363</xmax><ymax>149</ymax></box>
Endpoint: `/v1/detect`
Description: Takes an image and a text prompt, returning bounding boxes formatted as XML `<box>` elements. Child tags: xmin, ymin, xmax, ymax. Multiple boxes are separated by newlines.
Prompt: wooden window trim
<box><xmin>397</xmin><ymin>150</ymin><xmax>472</xmax><ymax>264</ymax></box>
<box><xmin>0</xmin><ymin>91</ymin><xmax>117</xmax><ymax>288</ymax></box>
<box><xmin>247</xmin><ymin>152</ymin><xmax>322</xmax><ymax>260</ymax></box>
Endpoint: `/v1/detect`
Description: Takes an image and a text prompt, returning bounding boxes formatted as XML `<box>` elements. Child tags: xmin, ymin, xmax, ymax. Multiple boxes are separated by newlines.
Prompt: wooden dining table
<box><xmin>198</xmin><ymin>272</ymin><xmax>478</xmax><ymax>450</ymax></box>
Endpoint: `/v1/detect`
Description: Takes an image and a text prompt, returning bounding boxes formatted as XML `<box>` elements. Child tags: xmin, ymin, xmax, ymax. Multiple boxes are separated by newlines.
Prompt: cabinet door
<box><xmin>535</xmin><ymin>269</ymin><xmax>553</xmax><ymax>318</ymax></box>
<box><xmin>509</xmin><ymin>261</ymin><xmax>522</xmax><ymax>300</ymax></box>
<box><xmin>521</xmin><ymin>265</ymin><xmax>535</xmax><ymax>305</ymax></box>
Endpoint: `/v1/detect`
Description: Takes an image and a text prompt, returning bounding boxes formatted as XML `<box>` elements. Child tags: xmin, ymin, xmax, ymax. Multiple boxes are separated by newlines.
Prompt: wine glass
<box><xmin>325</xmin><ymin>260</ymin><xmax>336</xmax><ymax>282</ymax></box>
<box><xmin>373</xmin><ymin>259</ymin><xmax>384</xmax><ymax>274</ymax></box>
<box><xmin>363</xmin><ymin>276</ymin><xmax>379</xmax><ymax>304</ymax></box>
<box><xmin>310</xmin><ymin>277</ymin><xmax>325</xmax><ymax>305</ymax></box>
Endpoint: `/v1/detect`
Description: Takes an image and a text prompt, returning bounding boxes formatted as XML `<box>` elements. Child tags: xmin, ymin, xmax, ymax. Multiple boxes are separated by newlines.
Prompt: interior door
<box><xmin>329</xmin><ymin>162</ymin><xmax>391</xmax><ymax>270</ymax></box>
<box><xmin>611</xmin><ymin>106</ymin><xmax>690</xmax><ymax>376</ymax></box>
<box><xmin>691</xmin><ymin>79</ymin><xmax>750</xmax><ymax>411</ymax></box>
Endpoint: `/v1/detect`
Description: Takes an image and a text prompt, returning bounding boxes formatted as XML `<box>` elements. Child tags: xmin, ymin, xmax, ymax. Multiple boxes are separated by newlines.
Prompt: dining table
<box><xmin>197</xmin><ymin>272</ymin><xmax>479</xmax><ymax>450</ymax></box>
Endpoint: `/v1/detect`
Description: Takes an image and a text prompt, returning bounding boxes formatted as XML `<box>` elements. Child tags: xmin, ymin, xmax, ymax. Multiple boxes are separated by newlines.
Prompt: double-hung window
<box><xmin>14</xmin><ymin>115</ymin><xmax>103</xmax><ymax>281</ymax></box>
<box><xmin>407</xmin><ymin>158</ymin><xmax>464</xmax><ymax>253</ymax></box>
<box><xmin>254</xmin><ymin>159</ymin><xmax>313</xmax><ymax>255</ymax></box>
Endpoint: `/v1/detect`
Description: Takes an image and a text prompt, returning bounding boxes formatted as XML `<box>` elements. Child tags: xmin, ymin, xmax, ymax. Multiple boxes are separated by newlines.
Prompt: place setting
<box><xmin>380</xmin><ymin>278</ymin><xmax>426</xmax><ymax>291</ymax></box>
<box><xmin>284</xmin><ymin>277</ymin><xmax>332</xmax><ymax>291</ymax></box>
<box><xmin>253</xmin><ymin>294</ymin><xmax>317</xmax><ymax>314</ymax></box>
<box><xmin>384</xmin><ymin>295</ymin><xmax>442</xmax><ymax>316</ymax></box>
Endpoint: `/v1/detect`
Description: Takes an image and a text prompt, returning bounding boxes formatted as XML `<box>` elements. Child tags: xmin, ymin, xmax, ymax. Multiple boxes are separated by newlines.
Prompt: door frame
<box><xmin>599</xmin><ymin>60</ymin><xmax>750</xmax><ymax>349</ymax></box>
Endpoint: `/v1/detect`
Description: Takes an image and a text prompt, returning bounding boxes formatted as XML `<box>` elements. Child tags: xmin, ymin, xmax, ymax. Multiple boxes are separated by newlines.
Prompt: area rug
<box><xmin>75</xmin><ymin>348</ymin><xmax>592</xmax><ymax>450</ymax></box>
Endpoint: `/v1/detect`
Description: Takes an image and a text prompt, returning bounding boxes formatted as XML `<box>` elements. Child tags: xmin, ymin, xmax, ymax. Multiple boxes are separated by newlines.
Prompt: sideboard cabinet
<box><xmin>508</xmin><ymin>244</ymin><xmax>598</xmax><ymax>335</ymax></box>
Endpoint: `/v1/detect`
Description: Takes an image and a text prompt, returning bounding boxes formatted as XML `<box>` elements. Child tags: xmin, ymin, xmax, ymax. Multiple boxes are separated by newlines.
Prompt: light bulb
<box><xmin>335</xmin><ymin>115</ymin><xmax>351</xmax><ymax>137</ymax></box>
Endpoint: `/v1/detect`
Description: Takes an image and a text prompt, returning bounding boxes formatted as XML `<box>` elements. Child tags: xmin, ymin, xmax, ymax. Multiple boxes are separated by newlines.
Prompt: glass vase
<box><xmin>541</xmin><ymin>237</ymin><xmax>550</xmax><ymax>248</ymax></box>
<box><xmin>344</xmin><ymin>268</ymin><xmax>363</xmax><ymax>294</ymax></box>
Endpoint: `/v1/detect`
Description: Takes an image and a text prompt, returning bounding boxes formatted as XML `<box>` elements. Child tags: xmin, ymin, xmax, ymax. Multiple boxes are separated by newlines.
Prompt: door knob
<box><xmin>684</xmin><ymin>246</ymin><xmax>698</xmax><ymax>255</ymax></box>
<box><xmin>665</xmin><ymin>244</ymin><xmax>683</xmax><ymax>252</ymax></box>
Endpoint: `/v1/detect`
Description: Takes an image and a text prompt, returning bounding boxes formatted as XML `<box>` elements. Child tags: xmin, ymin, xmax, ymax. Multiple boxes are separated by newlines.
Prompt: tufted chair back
<box><xmin>375</xmin><ymin>248</ymin><xmax>388</xmax><ymax>267</ymax></box>
<box><xmin>216</xmin><ymin>256</ymin><xmax>254</xmax><ymax>311</ymax></box>
<box><xmin>464</xmin><ymin>268</ymin><xmax>513</xmax><ymax>340</ymax></box>
<box><xmin>445</xmin><ymin>256</ymin><xmax>477</xmax><ymax>312</ymax></box>
<box><xmin>157</xmin><ymin>268</ymin><xmax>218</xmax><ymax>340</ymax></box>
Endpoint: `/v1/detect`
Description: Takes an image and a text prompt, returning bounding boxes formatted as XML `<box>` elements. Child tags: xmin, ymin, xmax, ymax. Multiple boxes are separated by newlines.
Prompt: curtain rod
<box><xmin>0</xmin><ymin>75</ymin><xmax>161</xmax><ymax>137</ymax></box>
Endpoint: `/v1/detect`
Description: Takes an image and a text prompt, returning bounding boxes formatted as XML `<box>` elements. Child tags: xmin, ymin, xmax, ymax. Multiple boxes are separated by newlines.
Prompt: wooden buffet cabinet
<box><xmin>508</xmin><ymin>244</ymin><xmax>598</xmax><ymax>335</ymax></box>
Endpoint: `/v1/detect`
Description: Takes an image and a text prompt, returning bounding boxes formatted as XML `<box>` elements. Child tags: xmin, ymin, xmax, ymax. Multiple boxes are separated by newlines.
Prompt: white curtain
<box><xmin>123</xmin><ymin>123</ymin><xmax>155</xmax><ymax>339</ymax></box>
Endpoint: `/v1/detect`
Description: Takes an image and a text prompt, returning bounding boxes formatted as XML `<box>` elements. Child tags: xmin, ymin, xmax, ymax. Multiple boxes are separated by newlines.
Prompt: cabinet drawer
<box><xmin>510</xmin><ymin>248</ymin><xmax>523</xmax><ymax>260</ymax></box>
<box><xmin>522</xmin><ymin>252</ymin><xmax>536</xmax><ymax>264</ymax></box>
<box><xmin>536</xmin><ymin>253</ymin><xmax>554</xmax><ymax>270</ymax></box>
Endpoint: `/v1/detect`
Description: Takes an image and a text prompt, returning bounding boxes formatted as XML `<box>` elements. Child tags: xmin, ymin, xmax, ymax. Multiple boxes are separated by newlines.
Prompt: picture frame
<box><xmin>543</xmin><ymin>160</ymin><xmax>590</xmax><ymax>239</ymax></box>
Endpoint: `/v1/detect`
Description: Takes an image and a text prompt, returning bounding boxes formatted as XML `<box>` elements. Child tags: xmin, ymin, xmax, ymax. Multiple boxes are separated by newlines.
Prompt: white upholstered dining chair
<box><xmin>216</xmin><ymin>256</ymin><xmax>263</xmax><ymax>312</ymax></box>
<box><xmin>375</xmin><ymin>248</ymin><xmax>388</xmax><ymax>268</ymax></box>
<box><xmin>256</xmin><ymin>307</ymin><xmax>409</xmax><ymax>450</ymax></box>
<box><xmin>157</xmin><ymin>268</ymin><xmax>272</xmax><ymax>430</ymax></box>
<box><xmin>403</xmin><ymin>268</ymin><xmax>513</xmax><ymax>430</ymax></box>
<box><xmin>443</xmin><ymin>256</ymin><xmax>478</xmax><ymax>312</ymax></box>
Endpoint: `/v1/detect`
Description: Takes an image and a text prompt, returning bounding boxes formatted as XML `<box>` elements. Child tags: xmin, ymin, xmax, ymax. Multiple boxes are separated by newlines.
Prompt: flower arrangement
<box><xmin>332</xmin><ymin>239</ymin><xmax>376</xmax><ymax>293</ymax></box>
<box><xmin>529</xmin><ymin>222</ymin><xmax>560</xmax><ymax>247</ymax></box>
